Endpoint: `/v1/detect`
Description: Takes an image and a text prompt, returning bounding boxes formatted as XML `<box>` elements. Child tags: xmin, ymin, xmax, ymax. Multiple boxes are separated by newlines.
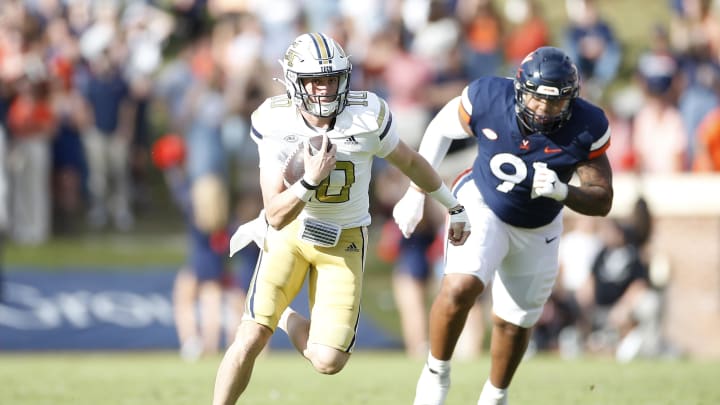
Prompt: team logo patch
<box><xmin>520</xmin><ymin>139</ymin><xmax>530</xmax><ymax>150</ymax></box>
<box><xmin>482</xmin><ymin>128</ymin><xmax>498</xmax><ymax>140</ymax></box>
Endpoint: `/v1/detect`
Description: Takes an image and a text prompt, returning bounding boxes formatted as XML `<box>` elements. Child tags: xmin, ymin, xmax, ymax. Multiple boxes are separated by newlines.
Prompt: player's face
<box><xmin>302</xmin><ymin>76</ymin><xmax>340</xmax><ymax>102</ymax></box>
<box><xmin>522</xmin><ymin>93</ymin><xmax>570</xmax><ymax>123</ymax></box>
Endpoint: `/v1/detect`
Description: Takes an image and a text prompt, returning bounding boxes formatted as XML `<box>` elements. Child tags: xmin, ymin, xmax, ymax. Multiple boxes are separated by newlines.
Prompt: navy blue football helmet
<box><xmin>514</xmin><ymin>47</ymin><xmax>580</xmax><ymax>134</ymax></box>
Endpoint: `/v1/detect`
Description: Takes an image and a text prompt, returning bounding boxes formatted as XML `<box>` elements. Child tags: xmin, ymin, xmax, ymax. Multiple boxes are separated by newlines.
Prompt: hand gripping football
<box><xmin>282</xmin><ymin>135</ymin><xmax>329</xmax><ymax>185</ymax></box>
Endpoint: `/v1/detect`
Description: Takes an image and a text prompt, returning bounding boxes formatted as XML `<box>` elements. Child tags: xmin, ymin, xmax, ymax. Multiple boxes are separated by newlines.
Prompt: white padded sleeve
<box><xmin>417</xmin><ymin>96</ymin><xmax>472</xmax><ymax>169</ymax></box>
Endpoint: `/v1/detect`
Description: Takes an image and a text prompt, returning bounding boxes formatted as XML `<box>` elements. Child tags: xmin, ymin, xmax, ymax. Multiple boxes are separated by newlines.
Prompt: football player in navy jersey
<box><xmin>393</xmin><ymin>46</ymin><xmax>613</xmax><ymax>405</ymax></box>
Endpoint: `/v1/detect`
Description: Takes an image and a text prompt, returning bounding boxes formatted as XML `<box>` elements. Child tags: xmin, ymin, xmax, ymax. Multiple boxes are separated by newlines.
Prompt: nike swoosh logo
<box><xmin>545</xmin><ymin>236</ymin><xmax>558</xmax><ymax>244</ymax></box>
<box><xmin>544</xmin><ymin>146</ymin><xmax>562</xmax><ymax>154</ymax></box>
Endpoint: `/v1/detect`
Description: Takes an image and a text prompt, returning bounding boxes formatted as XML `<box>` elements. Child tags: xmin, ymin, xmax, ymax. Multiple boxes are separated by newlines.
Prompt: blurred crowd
<box><xmin>0</xmin><ymin>0</ymin><xmax>718</xmax><ymax>360</ymax></box>
<box><xmin>533</xmin><ymin>198</ymin><xmax>679</xmax><ymax>362</ymax></box>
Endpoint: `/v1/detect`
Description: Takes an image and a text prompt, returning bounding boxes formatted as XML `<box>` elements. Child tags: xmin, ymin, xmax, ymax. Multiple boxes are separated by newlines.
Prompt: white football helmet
<box><xmin>280</xmin><ymin>33</ymin><xmax>351</xmax><ymax>118</ymax></box>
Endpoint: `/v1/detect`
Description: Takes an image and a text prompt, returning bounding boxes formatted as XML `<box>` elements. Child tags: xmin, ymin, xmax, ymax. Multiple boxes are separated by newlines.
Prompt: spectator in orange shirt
<box><xmin>457</xmin><ymin>0</ymin><xmax>504</xmax><ymax>78</ymax></box>
<box><xmin>693</xmin><ymin>107</ymin><xmax>720</xmax><ymax>171</ymax></box>
<box><xmin>6</xmin><ymin>65</ymin><xmax>57</xmax><ymax>244</ymax></box>
<box><xmin>503</xmin><ymin>0</ymin><xmax>550</xmax><ymax>71</ymax></box>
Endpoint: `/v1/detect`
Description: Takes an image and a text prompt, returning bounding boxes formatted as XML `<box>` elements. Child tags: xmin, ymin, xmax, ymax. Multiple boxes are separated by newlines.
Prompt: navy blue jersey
<box><xmin>460</xmin><ymin>77</ymin><xmax>610</xmax><ymax>228</ymax></box>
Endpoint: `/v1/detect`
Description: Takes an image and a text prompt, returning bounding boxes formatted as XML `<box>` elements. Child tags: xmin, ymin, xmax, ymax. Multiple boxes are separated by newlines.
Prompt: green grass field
<box><xmin>1</xmin><ymin>351</ymin><xmax>717</xmax><ymax>405</ymax></box>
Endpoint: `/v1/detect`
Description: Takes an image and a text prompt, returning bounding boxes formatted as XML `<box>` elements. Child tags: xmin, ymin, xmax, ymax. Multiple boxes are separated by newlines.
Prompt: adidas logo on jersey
<box><xmin>344</xmin><ymin>136</ymin><xmax>359</xmax><ymax>145</ymax></box>
<box><xmin>345</xmin><ymin>242</ymin><xmax>360</xmax><ymax>252</ymax></box>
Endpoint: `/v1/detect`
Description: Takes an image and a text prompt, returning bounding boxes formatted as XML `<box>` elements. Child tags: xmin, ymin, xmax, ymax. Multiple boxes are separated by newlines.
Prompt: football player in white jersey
<box><xmin>394</xmin><ymin>47</ymin><xmax>613</xmax><ymax>405</ymax></box>
<box><xmin>212</xmin><ymin>33</ymin><xmax>471</xmax><ymax>405</ymax></box>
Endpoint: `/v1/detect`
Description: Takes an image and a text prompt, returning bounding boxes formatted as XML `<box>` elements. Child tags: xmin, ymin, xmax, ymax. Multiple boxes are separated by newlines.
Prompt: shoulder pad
<box><xmin>462</xmin><ymin>77</ymin><xmax>513</xmax><ymax>119</ymax></box>
<box><xmin>250</xmin><ymin>94</ymin><xmax>295</xmax><ymax>143</ymax></box>
<box><xmin>336</xmin><ymin>91</ymin><xmax>390</xmax><ymax>136</ymax></box>
<box><xmin>561</xmin><ymin>100</ymin><xmax>611</xmax><ymax>160</ymax></box>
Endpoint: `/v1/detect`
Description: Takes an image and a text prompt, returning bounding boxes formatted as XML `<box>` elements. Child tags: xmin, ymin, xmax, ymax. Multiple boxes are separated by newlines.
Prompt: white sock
<box><xmin>477</xmin><ymin>379</ymin><xmax>507</xmax><ymax>405</ymax></box>
<box><xmin>426</xmin><ymin>352</ymin><xmax>450</xmax><ymax>375</ymax></box>
<box><xmin>278</xmin><ymin>306</ymin><xmax>297</xmax><ymax>332</ymax></box>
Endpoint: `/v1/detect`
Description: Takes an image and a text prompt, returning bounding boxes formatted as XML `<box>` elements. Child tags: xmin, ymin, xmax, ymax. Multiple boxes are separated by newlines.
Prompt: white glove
<box><xmin>229</xmin><ymin>209</ymin><xmax>267</xmax><ymax>257</ymax></box>
<box><xmin>449</xmin><ymin>207</ymin><xmax>471</xmax><ymax>231</ymax></box>
<box><xmin>392</xmin><ymin>187</ymin><xmax>426</xmax><ymax>238</ymax></box>
<box><xmin>447</xmin><ymin>205</ymin><xmax>471</xmax><ymax>245</ymax></box>
<box><xmin>532</xmin><ymin>163</ymin><xmax>568</xmax><ymax>201</ymax></box>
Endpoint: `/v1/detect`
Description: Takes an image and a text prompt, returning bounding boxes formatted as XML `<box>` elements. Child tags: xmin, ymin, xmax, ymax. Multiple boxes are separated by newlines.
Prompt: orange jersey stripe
<box><xmin>452</xmin><ymin>167</ymin><xmax>473</xmax><ymax>188</ymax></box>
<box><xmin>588</xmin><ymin>138</ymin><xmax>611</xmax><ymax>159</ymax></box>
<box><xmin>458</xmin><ymin>103</ymin><xmax>471</xmax><ymax>125</ymax></box>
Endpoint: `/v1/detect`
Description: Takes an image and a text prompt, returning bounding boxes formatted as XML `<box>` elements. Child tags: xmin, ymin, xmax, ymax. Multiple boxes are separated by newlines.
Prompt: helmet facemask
<box><xmin>515</xmin><ymin>83</ymin><xmax>575</xmax><ymax>134</ymax></box>
<box><xmin>280</xmin><ymin>33</ymin><xmax>352</xmax><ymax>118</ymax></box>
<box><xmin>286</xmin><ymin>69</ymin><xmax>351</xmax><ymax>118</ymax></box>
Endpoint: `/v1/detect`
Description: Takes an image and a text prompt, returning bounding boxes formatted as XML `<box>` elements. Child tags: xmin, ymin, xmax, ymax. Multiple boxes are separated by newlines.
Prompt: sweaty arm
<box><xmin>391</xmin><ymin>96</ymin><xmax>473</xmax><ymax>241</ymax></box>
<box><xmin>565</xmin><ymin>153</ymin><xmax>614</xmax><ymax>216</ymax></box>
<box><xmin>386</xmin><ymin>139</ymin><xmax>471</xmax><ymax>246</ymax></box>
<box><xmin>259</xmin><ymin>166</ymin><xmax>306</xmax><ymax>230</ymax></box>
<box><xmin>385</xmin><ymin>141</ymin><xmax>446</xmax><ymax>193</ymax></box>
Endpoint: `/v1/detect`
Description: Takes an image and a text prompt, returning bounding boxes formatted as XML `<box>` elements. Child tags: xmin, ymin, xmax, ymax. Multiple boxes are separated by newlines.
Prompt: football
<box><xmin>282</xmin><ymin>135</ymin><xmax>329</xmax><ymax>185</ymax></box>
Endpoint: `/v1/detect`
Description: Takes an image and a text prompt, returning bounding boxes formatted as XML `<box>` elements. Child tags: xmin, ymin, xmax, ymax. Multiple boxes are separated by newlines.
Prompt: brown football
<box><xmin>282</xmin><ymin>135</ymin><xmax>329</xmax><ymax>185</ymax></box>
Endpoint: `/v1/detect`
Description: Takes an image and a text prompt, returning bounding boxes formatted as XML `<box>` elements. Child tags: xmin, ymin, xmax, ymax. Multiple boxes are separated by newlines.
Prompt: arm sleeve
<box><xmin>417</xmin><ymin>96</ymin><xmax>472</xmax><ymax>169</ymax></box>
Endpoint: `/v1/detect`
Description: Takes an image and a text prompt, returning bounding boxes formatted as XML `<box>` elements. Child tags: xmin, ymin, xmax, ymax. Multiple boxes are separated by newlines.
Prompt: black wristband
<box><xmin>300</xmin><ymin>178</ymin><xmax>319</xmax><ymax>190</ymax></box>
<box><xmin>449</xmin><ymin>206</ymin><xmax>465</xmax><ymax>215</ymax></box>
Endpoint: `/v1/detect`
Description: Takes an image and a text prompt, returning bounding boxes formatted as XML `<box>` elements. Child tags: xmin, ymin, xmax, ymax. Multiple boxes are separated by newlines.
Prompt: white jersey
<box><xmin>250</xmin><ymin>91</ymin><xmax>400</xmax><ymax>228</ymax></box>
